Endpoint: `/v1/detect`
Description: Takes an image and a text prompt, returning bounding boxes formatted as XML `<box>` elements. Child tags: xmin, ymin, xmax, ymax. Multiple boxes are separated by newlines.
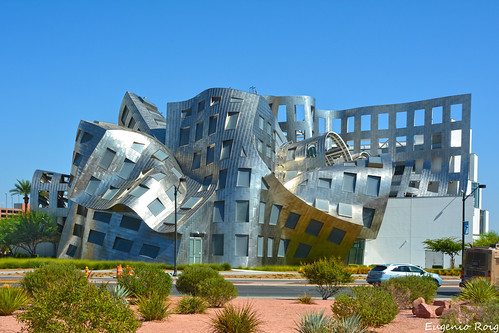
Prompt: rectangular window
<box><xmin>259</xmin><ymin>116</ymin><xmax>264</xmax><ymax>129</ymax></box>
<box><xmin>450</xmin><ymin>129</ymin><xmax>462</xmax><ymax>147</ymax></box>
<box><xmin>192</xmin><ymin>151</ymin><xmax>201</xmax><ymax>170</ymax></box>
<box><xmin>269</xmin><ymin>205</ymin><xmax>281</xmax><ymax>225</ymax></box>
<box><xmin>278</xmin><ymin>105</ymin><xmax>286</xmax><ymax>122</ymax></box>
<box><xmin>449</xmin><ymin>155</ymin><xmax>461</xmax><ymax>173</ymax></box>
<box><xmin>235</xmin><ymin>200</ymin><xmax>249</xmax><ymax>222</ymax></box>
<box><xmin>258</xmin><ymin>202</ymin><xmax>265</xmax><ymax>224</ymax></box>
<box><xmin>361</xmin><ymin>114</ymin><xmax>371</xmax><ymax>131</ymax></box>
<box><xmin>414</xmin><ymin>134</ymin><xmax>424</xmax><ymax>150</ymax></box>
<box><xmin>378</xmin><ymin>113</ymin><xmax>389</xmax><ymax>130</ymax></box>
<box><xmin>318</xmin><ymin>118</ymin><xmax>326</xmax><ymax>133</ymax></box>
<box><xmin>80</xmin><ymin>132</ymin><xmax>93</xmax><ymax>144</ymax></box>
<box><xmin>73</xmin><ymin>224</ymin><xmax>83</xmax><ymax>237</ymax></box>
<box><xmin>121</xmin><ymin>106</ymin><xmax>129</xmax><ymax>124</ymax></box>
<box><xmin>76</xmin><ymin>205</ymin><xmax>88</xmax><ymax>217</ymax></box>
<box><xmin>396</xmin><ymin>111</ymin><xmax>407</xmax><ymax>128</ymax></box>
<box><xmin>57</xmin><ymin>190</ymin><xmax>68</xmax><ymax>208</ymax></box>
<box><xmin>266</xmin><ymin>122</ymin><xmax>272</xmax><ymax>135</ymax></box>
<box><xmin>221</xmin><ymin>140</ymin><xmax>232</xmax><ymax>159</ymax></box>
<box><xmin>120</xmin><ymin>216</ymin><xmax>141</xmax><ymax>231</ymax></box>
<box><xmin>235</xmin><ymin>235</ymin><xmax>249</xmax><ymax>256</ymax></box>
<box><xmin>315</xmin><ymin>198</ymin><xmax>329</xmax><ymax>211</ymax></box>
<box><xmin>342</xmin><ymin>173</ymin><xmax>356</xmax><ymax>192</ymax></box>
<box><xmin>278</xmin><ymin>239</ymin><xmax>289</xmax><ymax>257</ymax></box>
<box><xmin>431</xmin><ymin>157</ymin><xmax>442</xmax><ymax>174</ymax></box>
<box><xmin>195</xmin><ymin>122</ymin><xmax>204</xmax><ymax>141</ymax></box>
<box><xmin>428</xmin><ymin>181</ymin><xmax>439</xmax><ymax>193</ymax></box>
<box><xmin>118</xmin><ymin>159</ymin><xmax>135</xmax><ymax>179</ymax></box>
<box><xmin>93</xmin><ymin>211</ymin><xmax>112</xmax><ymax>223</ymax></box>
<box><xmin>99</xmin><ymin>148</ymin><xmax>116</xmax><ymax>170</ymax></box>
<box><xmin>305</xmin><ymin>219</ymin><xmax>323</xmax><ymax>237</ymax></box>
<box><xmin>179</xmin><ymin>127</ymin><xmax>190</xmax><ymax>146</ymax></box>
<box><xmin>181</xmin><ymin>108</ymin><xmax>192</xmax><ymax>117</ymax></box>
<box><xmin>295</xmin><ymin>105</ymin><xmax>305</xmax><ymax>121</ymax></box>
<box><xmin>285</xmin><ymin>212</ymin><xmax>300</xmax><ymax>229</ymax></box>
<box><xmin>73</xmin><ymin>153</ymin><xmax>83</xmax><ymax>166</ymax></box>
<box><xmin>211</xmin><ymin>96</ymin><xmax>221</xmax><ymax>106</ymax></box>
<box><xmin>332</xmin><ymin>118</ymin><xmax>341</xmax><ymax>133</ymax></box>
<box><xmin>213</xmin><ymin>201</ymin><xmax>224</xmax><ymax>222</ymax></box>
<box><xmin>139</xmin><ymin>244</ymin><xmax>160</xmax><ymax>259</ymax></box>
<box><xmin>208</xmin><ymin>115</ymin><xmax>218</xmax><ymax>135</ymax></box>
<box><xmin>85</xmin><ymin>177</ymin><xmax>100</xmax><ymax>195</ymax></box>
<box><xmin>152</xmin><ymin>150</ymin><xmax>168</xmax><ymax>161</ymax></box>
<box><xmin>130</xmin><ymin>184</ymin><xmax>149</xmax><ymax>197</ymax></box>
<box><xmin>230</xmin><ymin>96</ymin><xmax>243</xmax><ymax>103</ymax></box>
<box><xmin>198</xmin><ymin>100</ymin><xmax>205</xmax><ymax>112</ymax></box>
<box><xmin>414</xmin><ymin>108</ymin><xmax>425</xmax><ymax>126</ymax></box>
<box><xmin>318</xmin><ymin>178</ymin><xmax>331</xmax><ymax>188</ymax></box>
<box><xmin>66</xmin><ymin>244</ymin><xmax>77</xmax><ymax>257</ymax></box>
<box><xmin>225</xmin><ymin>112</ymin><xmax>239</xmax><ymax>130</ymax></box>
<box><xmin>132</xmin><ymin>142</ymin><xmax>145</xmax><ymax>153</ymax></box>
<box><xmin>347</xmin><ymin>116</ymin><xmax>354</xmax><ymax>132</ymax></box>
<box><xmin>257</xmin><ymin>236</ymin><xmax>264</xmax><ymax>257</ymax></box>
<box><xmin>236</xmin><ymin>168</ymin><xmax>251</xmax><ymax>187</ymax></box>
<box><xmin>88</xmin><ymin>230</ymin><xmax>105</xmax><ymax>246</ymax></box>
<box><xmin>451</xmin><ymin>104</ymin><xmax>462</xmax><ymax>121</ymax></box>
<box><xmin>201</xmin><ymin>176</ymin><xmax>212</xmax><ymax>191</ymax></box>
<box><xmin>328</xmin><ymin>228</ymin><xmax>346</xmax><ymax>245</ymax></box>
<box><xmin>113</xmin><ymin>237</ymin><xmax>133</xmax><ymax>253</ymax></box>
<box><xmin>206</xmin><ymin>145</ymin><xmax>215</xmax><ymax>165</ymax></box>
<box><xmin>338</xmin><ymin>203</ymin><xmax>353</xmax><ymax>217</ymax></box>
<box><xmin>286</xmin><ymin>148</ymin><xmax>296</xmax><ymax>161</ymax></box>
<box><xmin>413</xmin><ymin>159</ymin><xmax>424</xmax><ymax>174</ymax></box>
<box><xmin>432</xmin><ymin>106</ymin><xmax>443</xmax><ymax>124</ymax></box>
<box><xmin>294</xmin><ymin>243</ymin><xmax>311</xmax><ymax>259</ymax></box>
<box><xmin>362</xmin><ymin>207</ymin><xmax>375</xmax><ymax>228</ymax></box>
<box><xmin>212</xmin><ymin>234</ymin><xmax>224</xmax><ymax>256</ymax></box>
<box><xmin>431</xmin><ymin>132</ymin><xmax>442</xmax><ymax>149</ymax></box>
<box><xmin>267</xmin><ymin>238</ymin><xmax>274</xmax><ymax>257</ymax></box>
<box><xmin>379</xmin><ymin>138</ymin><xmax>389</xmax><ymax>153</ymax></box>
<box><xmin>257</xmin><ymin>139</ymin><xmax>263</xmax><ymax>153</ymax></box>
<box><xmin>218</xmin><ymin>169</ymin><xmax>227</xmax><ymax>189</ymax></box>
<box><xmin>366</xmin><ymin>176</ymin><xmax>381</xmax><ymax>196</ymax></box>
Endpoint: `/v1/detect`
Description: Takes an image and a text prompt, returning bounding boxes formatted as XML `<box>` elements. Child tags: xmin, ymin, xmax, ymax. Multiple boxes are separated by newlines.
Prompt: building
<box><xmin>31</xmin><ymin>88</ymin><xmax>488</xmax><ymax>268</ymax></box>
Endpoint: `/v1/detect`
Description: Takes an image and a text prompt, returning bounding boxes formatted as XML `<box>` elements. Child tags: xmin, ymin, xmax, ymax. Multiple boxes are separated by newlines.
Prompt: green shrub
<box><xmin>294</xmin><ymin>311</ymin><xmax>333</xmax><ymax>333</ymax></box>
<box><xmin>380</xmin><ymin>283</ymin><xmax>412</xmax><ymax>310</ymax></box>
<box><xmin>210</xmin><ymin>303</ymin><xmax>262</xmax><ymax>333</ymax></box>
<box><xmin>138</xmin><ymin>294</ymin><xmax>170</xmax><ymax>321</ymax></box>
<box><xmin>297</xmin><ymin>293</ymin><xmax>315</xmax><ymax>305</ymax></box>
<box><xmin>331</xmin><ymin>314</ymin><xmax>366</xmax><ymax>333</ymax></box>
<box><xmin>20</xmin><ymin>263</ymin><xmax>85</xmax><ymax>296</ymax></box>
<box><xmin>440</xmin><ymin>301</ymin><xmax>499</xmax><ymax>333</ymax></box>
<box><xmin>331</xmin><ymin>286</ymin><xmax>398</xmax><ymax>328</ymax></box>
<box><xmin>176</xmin><ymin>265</ymin><xmax>220</xmax><ymax>296</ymax></box>
<box><xmin>117</xmin><ymin>264</ymin><xmax>172</xmax><ymax>299</ymax></box>
<box><xmin>176</xmin><ymin>296</ymin><xmax>208</xmax><ymax>314</ymax></box>
<box><xmin>300</xmin><ymin>257</ymin><xmax>353</xmax><ymax>300</ymax></box>
<box><xmin>380</xmin><ymin>275</ymin><xmax>438</xmax><ymax>304</ymax></box>
<box><xmin>458</xmin><ymin>278</ymin><xmax>499</xmax><ymax>304</ymax></box>
<box><xmin>17</xmin><ymin>274</ymin><xmax>140</xmax><ymax>332</ymax></box>
<box><xmin>198</xmin><ymin>277</ymin><xmax>237</xmax><ymax>308</ymax></box>
<box><xmin>107</xmin><ymin>284</ymin><xmax>132</xmax><ymax>305</ymax></box>
<box><xmin>0</xmin><ymin>286</ymin><xmax>29</xmax><ymax>315</ymax></box>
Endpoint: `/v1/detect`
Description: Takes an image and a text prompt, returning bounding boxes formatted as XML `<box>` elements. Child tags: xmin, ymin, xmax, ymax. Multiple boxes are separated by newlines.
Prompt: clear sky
<box><xmin>1</xmin><ymin>1</ymin><xmax>498</xmax><ymax>231</ymax></box>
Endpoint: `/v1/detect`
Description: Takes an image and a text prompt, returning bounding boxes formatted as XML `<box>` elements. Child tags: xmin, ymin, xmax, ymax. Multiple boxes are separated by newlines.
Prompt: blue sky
<box><xmin>1</xmin><ymin>1</ymin><xmax>498</xmax><ymax>231</ymax></box>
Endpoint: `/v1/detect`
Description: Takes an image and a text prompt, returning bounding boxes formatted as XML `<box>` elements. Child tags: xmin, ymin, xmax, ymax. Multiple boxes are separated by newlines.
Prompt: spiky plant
<box><xmin>137</xmin><ymin>294</ymin><xmax>170</xmax><ymax>321</ymax></box>
<box><xmin>294</xmin><ymin>311</ymin><xmax>333</xmax><ymax>333</ymax></box>
<box><xmin>297</xmin><ymin>293</ymin><xmax>315</xmax><ymax>305</ymax></box>
<box><xmin>0</xmin><ymin>285</ymin><xmax>29</xmax><ymax>315</ymax></box>
<box><xmin>458</xmin><ymin>278</ymin><xmax>499</xmax><ymax>304</ymax></box>
<box><xmin>108</xmin><ymin>284</ymin><xmax>131</xmax><ymax>305</ymax></box>
<box><xmin>176</xmin><ymin>296</ymin><xmax>208</xmax><ymax>314</ymax></box>
<box><xmin>210</xmin><ymin>303</ymin><xmax>262</xmax><ymax>333</ymax></box>
<box><xmin>331</xmin><ymin>314</ymin><xmax>366</xmax><ymax>333</ymax></box>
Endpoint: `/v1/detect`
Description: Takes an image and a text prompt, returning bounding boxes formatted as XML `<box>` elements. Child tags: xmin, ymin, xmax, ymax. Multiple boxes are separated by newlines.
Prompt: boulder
<box><xmin>414</xmin><ymin>303</ymin><xmax>438</xmax><ymax>318</ymax></box>
<box><xmin>412</xmin><ymin>297</ymin><xmax>426</xmax><ymax>315</ymax></box>
<box><xmin>433</xmin><ymin>300</ymin><xmax>449</xmax><ymax>316</ymax></box>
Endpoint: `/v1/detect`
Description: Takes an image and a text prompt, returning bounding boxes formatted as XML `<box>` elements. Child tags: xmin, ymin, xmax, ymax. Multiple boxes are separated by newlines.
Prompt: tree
<box><xmin>473</xmin><ymin>231</ymin><xmax>499</xmax><ymax>247</ymax></box>
<box><xmin>2</xmin><ymin>211</ymin><xmax>58</xmax><ymax>257</ymax></box>
<box><xmin>300</xmin><ymin>257</ymin><xmax>354</xmax><ymax>300</ymax></box>
<box><xmin>422</xmin><ymin>237</ymin><xmax>461</xmax><ymax>269</ymax></box>
<box><xmin>9</xmin><ymin>179</ymin><xmax>31</xmax><ymax>213</ymax></box>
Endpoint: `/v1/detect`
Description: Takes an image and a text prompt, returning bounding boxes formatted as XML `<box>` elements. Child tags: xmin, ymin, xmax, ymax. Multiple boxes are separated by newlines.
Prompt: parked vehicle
<box><xmin>461</xmin><ymin>243</ymin><xmax>499</xmax><ymax>287</ymax></box>
<box><xmin>366</xmin><ymin>263</ymin><xmax>443</xmax><ymax>286</ymax></box>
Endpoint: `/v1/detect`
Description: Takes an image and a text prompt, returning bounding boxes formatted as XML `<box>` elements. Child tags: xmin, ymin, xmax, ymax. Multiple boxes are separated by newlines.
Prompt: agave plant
<box><xmin>108</xmin><ymin>284</ymin><xmax>131</xmax><ymax>305</ymax></box>
<box><xmin>458</xmin><ymin>278</ymin><xmax>499</xmax><ymax>304</ymax></box>
<box><xmin>294</xmin><ymin>311</ymin><xmax>334</xmax><ymax>333</ymax></box>
<box><xmin>0</xmin><ymin>285</ymin><xmax>29</xmax><ymax>315</ymax></box>
<box><xmin>331</xmin><ymin>314</ymin><xmax>366</xmax><ymax>333</ymax></box>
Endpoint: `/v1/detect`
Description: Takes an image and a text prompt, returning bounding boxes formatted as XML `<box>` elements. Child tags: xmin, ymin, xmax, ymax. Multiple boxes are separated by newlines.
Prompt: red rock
<box><xmin>414</xmin><ymin>303</ymin><xmax>437</xmax><ymax>318</ymax></box>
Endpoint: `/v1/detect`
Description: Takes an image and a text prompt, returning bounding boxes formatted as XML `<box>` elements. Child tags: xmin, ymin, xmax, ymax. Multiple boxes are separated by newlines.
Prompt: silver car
<box><xmin>366</xmin><ymin>263</ymin><xmax>443</xmax><ymax>286</ymax></box>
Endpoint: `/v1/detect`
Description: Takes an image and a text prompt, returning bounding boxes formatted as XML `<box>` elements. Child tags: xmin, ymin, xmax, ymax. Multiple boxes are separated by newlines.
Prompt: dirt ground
<box><xmin>0</xmin><ymin>297</ymin><xmax>441</xmax><ymax>333</ymax></box>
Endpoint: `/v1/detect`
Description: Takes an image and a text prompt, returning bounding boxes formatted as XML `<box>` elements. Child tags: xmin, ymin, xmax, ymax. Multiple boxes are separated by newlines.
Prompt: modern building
<box><xmin>31</xmin><ymin>88</ymin><xmax>488</xmax><ymax>268</ymax></box>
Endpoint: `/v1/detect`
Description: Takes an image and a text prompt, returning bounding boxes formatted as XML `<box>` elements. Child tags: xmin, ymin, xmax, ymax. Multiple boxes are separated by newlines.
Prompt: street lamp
<box><xmin>462</xmin><ymin>183</ymin><xmax>486</xmax><ymax>273</ymax></box>
<box><xmin>173</xmin><ymin>178</ymin><xmax>185</xmax><ymax>277</ymax></box>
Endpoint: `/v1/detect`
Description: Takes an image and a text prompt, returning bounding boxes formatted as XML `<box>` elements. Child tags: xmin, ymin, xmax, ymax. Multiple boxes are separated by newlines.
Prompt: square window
<box><xmin>318</xmin><ymin>178</ymin><xmax>331</xmax><ymax>188</ymax></box>
<box><xmin>118</xmin><ymin>159</ymin><xmax>135</xmax><ymax>179</ymax></box>
<box><xmin>88</xmin><ymin>230</ymin><xmax>105</xmax><ymax>246</ymax></box>
<box><xmin>285</xmin><ymin>212</ymin><xmax>300</xmax><ymax>229</ymax></box>
<box><xmin>113</xmin><ymin>237</ymin><xmax>133</xmax><ymax>253</ymax></box>
<box><xmin>287</xmin><ymin>148</ymin><xmax>296</xmax><ymax>161</ymax></box>
<box><xmin>120</xmin><ymin>216</ymin><xmax>141</xmax><ymax>231</ymax></box>
<box><xmin>305</xmin><ymin>219</ymin><xmax>323</xmax><ymax>237</ymax></box>
<box><xmin>80</xmin><ymin>132</ymin><xmax>93</xmax><ymax>144</ymax></box>
<box><xmin>235</xmin><ymin>200</ymin><xmax>249</xmax><ymax>222</ymax></box>
<box><xmin>328</xmin><ymin>227</ymin><xmax>346</xmax><ymax>245</ymax></box>
<box><xmin>409</xmin><ymin>180</ymin><xmax>420</xmax><ymax>188</ymax></box>
<box><xmin>66</xmin><ymin>244</ymin><xmax>77</xmax><ymax>257</ymax></box>
<box><xmin>85</xmin><ymin>177</ymin><xmax>100</xmax><ymax>195</ymax></box>
<box><xmin>447</xmin><ymin>181</ymin><xmax>459</xmax><ymax>195</ymax></box>
<box><xmin>236</xmin><ymin>168</ymin><xmax>251</xmax><ymax>187</ymax></box>
<box><xmin>338</xmin><ymin>203</ymin><xmax>353</xmax><ymax>217</ymax></box>
<box><xmin>211</xmin><ymin>96</ymin><xmax>221</xmax><ymax>106</ymax></box>
<box><xmin>139</xmin><ymin>244</ymin><xmax>160</xmax><ymax>259</ymax></box>
<box><xmin>315</xmin><ymin>198</ymin><xmax>329</xmax><ymax>211</ymax></box>
<box><xmin>294</xmin><ymin>243</ymin><xmax>311</xmax><ymax>259</ymax></box>
<box><xmin>342</xmin><ymin>173</ymin><xmax>356</xmax><ymax>192</ymax></box>
<box><xmin>130</xmin><ymin>184</ymin><xmax>149</xmax><ymax>197</ymax></box>
<box><xmin>201</xmin><ymin>176</ymin><xmax>212</xmax><ymax>191</ymax></box>
<box><xmin>148</xmin><ymin>199</ymin><xmax>165</xmax><ymax>216</ymax></box>
<box><xmin>93</xmin><ymin>211</ymin><xmax>112</xmax><ymax>223</ymax></box>
<box><xmin>76</xmin><ymin>205</ymin><xmax>88</xmax><ymax>217</ymax></box>
<box><xmin>428</xmin><ymin>181</ymin><xmax>439</xmax><ymax>193</ymax></box>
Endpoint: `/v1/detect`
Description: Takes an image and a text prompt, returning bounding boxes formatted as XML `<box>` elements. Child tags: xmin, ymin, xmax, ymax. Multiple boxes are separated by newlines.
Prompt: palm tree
<box><xmin>9</xmin><ymin>179</ymin><xmax>31</xmax><ymax>213</ymax></box>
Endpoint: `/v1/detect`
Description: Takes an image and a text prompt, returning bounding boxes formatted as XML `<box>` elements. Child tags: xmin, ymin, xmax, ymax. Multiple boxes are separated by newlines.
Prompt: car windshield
<box><xmin>371</xmin><ymin>265</ymin><xmax>387</xmax><ymax>271</ymax></box>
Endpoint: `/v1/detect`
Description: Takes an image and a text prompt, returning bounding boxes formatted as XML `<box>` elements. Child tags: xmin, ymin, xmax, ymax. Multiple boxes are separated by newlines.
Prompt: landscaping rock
<box><xmin>411</xmin><ymin>297</ymin><xmax>425</xmax><ymax>315</ymax></box>
<box><xmin>414</xmin><ymin>303</ymin><xmax>438</xmax><ymax>318</ymax></box>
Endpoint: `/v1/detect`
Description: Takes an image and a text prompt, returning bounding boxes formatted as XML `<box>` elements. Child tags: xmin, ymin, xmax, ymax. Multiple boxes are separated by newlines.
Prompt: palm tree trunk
<box><xmin>23</xmin><ymin>195</ymin><xmax>29</xmax><ymax>214</ymax></box>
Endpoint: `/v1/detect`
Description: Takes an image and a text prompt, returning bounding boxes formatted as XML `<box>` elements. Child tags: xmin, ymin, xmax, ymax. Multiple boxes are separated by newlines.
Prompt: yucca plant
<box><xmin>210</xmin><ymin>303</ymin><xmax>262</xmax><ymax>333</ymax></box>
<box><xmin>294</xmin><ymin>311</ymin><xmax>333</xmax><ymax>333</ymax></box>
<box><xmin>108</xmin><ymin>284</ymin><xmax>131</xmax><ymax>305</ymax></box>
<box><xmin>297</xmin><ymin>293</ymin><xmax>315</xmax><ymax>305</ymax></box>
<box><xmin>331</xmin><ymin>314</ymin><xmax>366</xmax><ymax>333</ymax></box>
<box><xmin>459</xmin><ymin>278</ymin><xmax>499</xmax><ymax>304</ymax></box>
<box><xmin>176</xmin><ymin>296</ymin><xmax>208</xmax><ymax>314</ymax></box>
<box><xmin>0</xmin><ymin>285</ymin><xmax>29</xmax><ymax>315</ymax></box>
<box><xmin>137</xmin><ymin>294</ymin><xmax>170</xmax><ymax>321</ymax></box>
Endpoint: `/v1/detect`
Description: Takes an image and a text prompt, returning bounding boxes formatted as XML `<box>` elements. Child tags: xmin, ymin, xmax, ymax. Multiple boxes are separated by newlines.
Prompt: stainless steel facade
<box><xmin>30</xmin><ymin>89</ymin><xmax>473</xmax><ymax>266</ymax></box>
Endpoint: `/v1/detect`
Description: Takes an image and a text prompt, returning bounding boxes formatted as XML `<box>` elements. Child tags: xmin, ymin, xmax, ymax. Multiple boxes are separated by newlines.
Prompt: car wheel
<box><xmin>434</xmin><ymin>279</ymin><xmax>440</xmax><ymax>288</ymax></box>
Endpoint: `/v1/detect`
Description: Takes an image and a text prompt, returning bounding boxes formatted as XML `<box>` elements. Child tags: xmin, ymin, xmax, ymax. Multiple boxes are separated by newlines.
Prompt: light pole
<box><xmin>461</xmin><ymin>183</ymin><xmax>486</xmax><ymax>271</ymax></box>
<box><xmin>173</xmin><ymin>178</ymin><xmax>185</xmax><ymax>277</ymax></box>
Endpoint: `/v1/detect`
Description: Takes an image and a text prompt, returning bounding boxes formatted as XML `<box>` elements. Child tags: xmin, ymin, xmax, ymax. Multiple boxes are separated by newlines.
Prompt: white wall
<box><xmin>364</xmin><ymin>196</ymin><xmax>477</xmax><ymax>269</ymax></box>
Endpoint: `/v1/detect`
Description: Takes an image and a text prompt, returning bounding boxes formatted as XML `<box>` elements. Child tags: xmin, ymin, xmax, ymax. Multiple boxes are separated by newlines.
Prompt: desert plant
<box><xmin>380</xmin><ymin>283</ymin><xmax>412</xmax><ymax>309</ymax></box>
<box><xmin>20</xmin><ymin>262</ymin><xmax>85</xmax><ymax>296</ymax></box>
<box><xmin>18</xmin><ymin>274</ymin><xmax>140</xmax><ymax>332</ymax></box>
<box><xmin>300</xmin><ymin>257</ymin><xmax>353</xmax><ymax>300</ymax></box>
<box><xmin>117</xmin><ymin>264</ymin><xmax>172</xmax><ymax>299</ymax></box>
<box><xmin>108</xmin><ymin>284</ymin><xmax>132</xmax><ymax>305</ymax></box>
<box><xmin>0</xmin><ymin>285</ymin><xmax>29</xmax><ymax>315</ymax></box>
<box><xmin>331</xmin><ymin>286</ymin><xmax>398</xmax><ymax>328</ymax></box>
<box><xmin>176</xmin><ymin>296</ymin><xmax>208</xmax><ymax>314</ymax></box>
<box><xmin>297</xmin><ymin>293</ymin><xmax>315</xmax><ymax>305</ymax></box>
<box><xmin>331</xmin><ymin>314</ymin><xmax>366</xmax><ymax>333</ymax></box>
<box><xmin>440</xmin><ymin>301</ymin><xmax>499</xmax><ymax>333</ymax></box>
<box><xmin>458</xmin><ymin>278</ymin><xmax>499</xmax><ymax>304</ymax></box>
<box><xmin>294</xmin><ymin>311</ymin><xmax>333</xmax><ymax>333</ymax></box>
<box><xmin>198</xmin><ymin>277</ymin><xmax>238</xmax><ymax>307</ymax></box>
<box><xmin>210</xmin><ymin>303</ymin><xmax>262</xmax><ymax>333</ymax></box>
<box><xmin>176</xmin><ymin>265</ymin><xmax>220</xmax><ymax>296</ymax></box>
<box><xmin>138</xmin><ymin>293</ymin><xmax>170</xmax><ymax>321</ymax></box>
<box><xmin>380</xmin><ymin>275</ymin><xmax>438</xmax><ymax>304</ymax></box>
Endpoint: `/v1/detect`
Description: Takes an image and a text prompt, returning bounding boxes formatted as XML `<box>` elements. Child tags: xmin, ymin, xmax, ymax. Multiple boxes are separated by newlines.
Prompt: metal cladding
<box><xmin>31</xmin><ymin>88</ymin><xmax>472</xmax><ymax>267</ymax></box>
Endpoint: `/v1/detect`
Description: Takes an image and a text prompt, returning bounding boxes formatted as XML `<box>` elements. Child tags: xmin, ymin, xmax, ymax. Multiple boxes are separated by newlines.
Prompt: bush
<box><xmin>297</xmin><ymin>293</ymin><xmax>315</xmax><ymax>305</ymax></box>
<box><xmin>18</xmin><ymin>274</ymin><xmax>140</xmax><ymax>332</ymax></box>
<box><xmin>138</xmin><ymin>294</ymin><xmax>170</xmax><ymax>321</ymax></box>
<box><xmin>107</xmin><ymin>284</ymin><xmax>132</xmax><ymax>305</ymax></box>
<box><xmin>458</xmin><ymin>278</ymin><xmax>499</xmax><ymax>304</ymax></box>
<box><xmin>0</xmin><ymin>285</ymin><xmax>29</xmax><ymax>315</ymax></box>
<box><xmin>380</xmin><ymin>275</ymin><xmax>438</xmax><ymax>304</ymax></box>
<box><xmin>380</xmin><ymin>283</ymin><xmax>412</xmax><ymax>310</ymax></box>
<box><xmin>20</xmin><ymin>262</ymin><xmax>85</xmax><ymax>296</ymax></box>
<box><xmin>331</xmin><ymin>314</ymin><xmax>366</xmax><ymax>333</ymax></box>
<box><xmin>198</xmin><ymin>277</ymin><xmax>238</xmax><ymax>307</ymax></box>
<box><xmin>210</xmin><ymin>303</ymin><xmax>262</xmax><ymax>333</ymax></box>
<box><xmin>331</xmin><ymin>286</ymin><xmax>398</xmax><ymax>328</ymax></box>
<box><xmin>294</xmin><ymin>311</ymin><xmax>333</xmax><ymax>333</ymax></box>
<box><xmin>176</xmin><ymin>296</ymin><xmax>208</xmax><ymax>314</ymax></box>
<box><xmin>117</xmin><ymin>264</ymin><xmax>172</xmax><ymax>299</ymax></box>
<box><xmin>440</xmin><ymin>301</ymin><xmax>499</xmax><ymax>333</ymax></box>
<box><xmin>176</xmin><ymin>265</ymin><xmax>220</xmax><ymax>296</ymax></box>
<box><xmin>300</xmin><ymin>257</ymin><xmax>353</xmax><ymax>300</ymax></box>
